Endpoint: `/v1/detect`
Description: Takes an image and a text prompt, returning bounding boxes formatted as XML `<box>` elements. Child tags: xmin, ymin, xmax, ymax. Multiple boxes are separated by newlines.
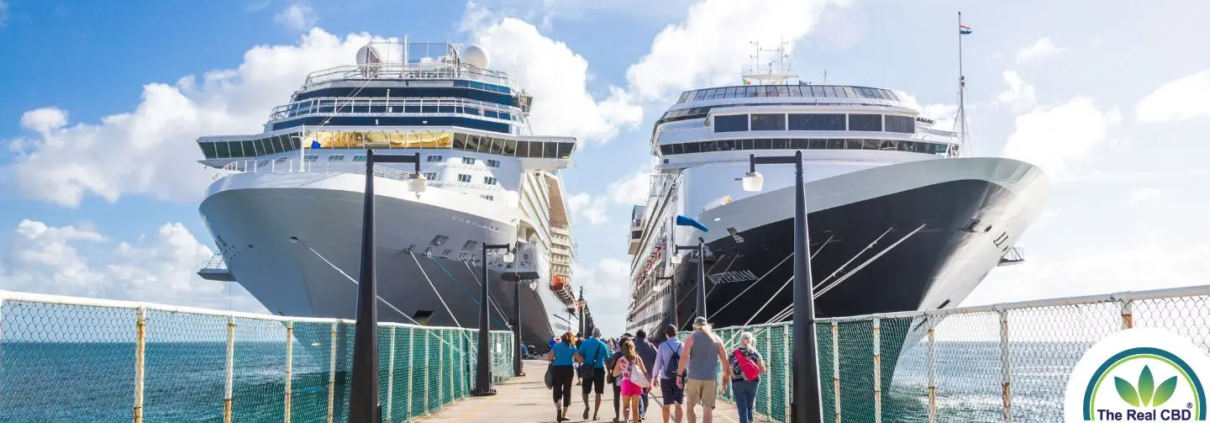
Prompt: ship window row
<box><xmin>677</xmin><ymin>84</ymin><xmax>899</xmax><ymax>104</ymax></box>
<box><xmin>713</xmin><ymin>113</ymin><xmax>915</xmax><ymax>134</ymax></box>
<box><xmin>197</xmin><ymin>132</ymin><xmax>303</xmax><ymax>159</ymax></box>
<box><xmin>292</xmin><ymin>85</ymin><xmax>515</xmax><ymax>106</ymax></box>
<box><xmin>199</xmin><ymin>130</ymin><xmax>575</xmax><ymax>160</ymax></box>
<box><xmin>657</xmin><ymin>138</ymin><xmax>953</xmax><ymax>156</ymax></box>
<box><xmin>275</xmin><ymin>98</ymin><xmax>521</xmax><ymax>124</ymax></box>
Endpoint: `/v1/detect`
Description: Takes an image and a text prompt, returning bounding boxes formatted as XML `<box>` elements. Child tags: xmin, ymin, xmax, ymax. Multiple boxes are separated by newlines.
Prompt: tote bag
<box><xmin>628</xmin><ymin>360</ymin><xmax>650</xmax><ymax>388</ymax></box>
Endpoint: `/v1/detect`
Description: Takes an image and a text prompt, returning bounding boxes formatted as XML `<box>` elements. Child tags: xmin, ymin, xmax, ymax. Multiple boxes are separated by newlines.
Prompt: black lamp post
<box><xmin>673</xmin><ymin>239</ymin><xmax>707</xmax><ymax>321</ymax></box>
<box><xmin>473</xmin><ymin>243</ymin><xmax>514</xmax><ymax>396</ymax></box>
<box><xmin>577</xmin><ymin>287</ymin><xmax>587</xmax><ymax>335</ymax></box>
<box><xmin>742</xmin><ymin>151</ymin><xmax>822</xmax><ymax>423</ymax></box>
<box><xmin>501</xmin><ymin>248</ymin><xmax>539</xmax><ymax>378</ymax></box>
<box><xmin>348</xmin><ymin>150</ymin><xmax>425</xmax><ymax>423</ymax></box>
<box><xmin>655</xmin><ymin>275</ymin><xmax>676</xmax><ymax>332</ymax></box>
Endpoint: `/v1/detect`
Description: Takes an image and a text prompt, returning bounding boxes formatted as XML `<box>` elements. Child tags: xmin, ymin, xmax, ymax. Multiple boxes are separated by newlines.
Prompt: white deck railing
<box><xmin>301</xmin><ymin>63</ymin><xmax>513</xmax><ymax>91</ymax></box>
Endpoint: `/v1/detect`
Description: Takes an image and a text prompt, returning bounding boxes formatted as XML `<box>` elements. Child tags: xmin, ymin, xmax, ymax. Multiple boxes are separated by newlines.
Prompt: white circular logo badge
<box><xmin>1065</xmin><ymin>328</ymin><xmax>1210</xmax><ymax>422</ymax></box>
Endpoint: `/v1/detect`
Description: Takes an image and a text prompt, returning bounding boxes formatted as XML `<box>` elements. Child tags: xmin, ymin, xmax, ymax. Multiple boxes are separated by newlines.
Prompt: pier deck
<box><xmin>418</xmin><ymin>360</ymin><xmax>742</xmax><ymax>423</ymax></box>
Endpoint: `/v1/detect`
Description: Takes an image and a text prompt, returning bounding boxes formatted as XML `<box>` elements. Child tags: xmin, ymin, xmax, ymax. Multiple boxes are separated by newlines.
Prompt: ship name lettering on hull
<box><xmin>707</xmin><ymin>269</ymin><xmax>758</xmax><ymax>285</ymax></box>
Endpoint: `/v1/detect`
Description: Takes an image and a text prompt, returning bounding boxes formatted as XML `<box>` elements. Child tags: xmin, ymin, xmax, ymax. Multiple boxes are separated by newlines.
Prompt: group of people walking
<box><xmin>545</xmin><ymin>317</ymin><xmax>766</xmax><ymax>423</ymax></box>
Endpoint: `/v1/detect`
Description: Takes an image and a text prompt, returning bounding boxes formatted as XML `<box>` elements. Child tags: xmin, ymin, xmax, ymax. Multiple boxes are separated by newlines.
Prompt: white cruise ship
<box><xmin>194</xmin><ymin>40</ymin><xmax>593</xmax><ymax>349</ymax></box>
<box><xmin>623</xmin><ymin>48</ymin><xmax>1049</xmax><ymax>367</ymax></box>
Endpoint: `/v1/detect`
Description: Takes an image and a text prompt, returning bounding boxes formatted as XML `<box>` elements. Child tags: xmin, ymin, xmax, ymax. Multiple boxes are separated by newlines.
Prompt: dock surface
<box><xmin>417</xmin><ymin>360</ymin><xmax>742</xmax><ymax>423</ymax></box>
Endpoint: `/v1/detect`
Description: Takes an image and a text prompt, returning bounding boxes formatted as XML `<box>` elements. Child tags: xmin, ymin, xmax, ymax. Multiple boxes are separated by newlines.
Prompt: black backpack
<box><xmin>663</xmin><ymin>342</ymin><xmax>683</xmax><ymax>380</ymax></box>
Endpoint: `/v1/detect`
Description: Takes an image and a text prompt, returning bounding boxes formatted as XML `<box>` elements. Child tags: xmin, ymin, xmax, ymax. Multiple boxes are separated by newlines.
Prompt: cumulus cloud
<box><xmin>995</xmin><ymin>70</ymin><xmax>1037</xmax><ymax>112</ymax></box>
<box><xmin>0</xmin><ymin>1</ymin><xmax>8</xmax><ymax>26</ymax></box>
<box><xmin>0</xmin><ymin>220</ymin><xmax>266</xmax><ymax>312</ymax></box>
<box><xmin>624</xmin><ymin>0</ymin><xmax>840</xmax><ymax>102</ymax></box>
<box><xmin>573</xmin><ymin>258</ymin><xmax>631</xmax><ymax>334</ymax></box>
<box><xmin>567</xmin><ymin>192</ymin><xmax>610</xmax><ymax>225</ymax></box>
<box><xmin>1002</xmin><ymin>96</ymin><xmax>1121</xmax><ymax>181</ymax></box>
<box><xmin>567</xmin><ymin>169</ymin><xmax>653</xmax><ymax>226</ymax></box>
<box><xmin>274</xmin><ymin>1</ymin><xmax>318</xmax><ymax>30</ymax></box>
<box><xmin>1015</xmin><ymin>37</ymin><xmax>1065</xmax><ymax>64</ymax></box>
<box><xmin>1136</xmin><ymin>69</ymin><xmax>1210</xmax><ymax>124</ymax></box>
<box><xmin>461</xmin><ymin>13</ymin><xmax>643</xmax><ymax>143</ymax></box>
<box><xmin>1128</xmin><ymin>187</ymin><xmax>1164</xmax><ymax>204</ymax></box>
<box><xmin>896</xmin><ymin>91</ymin><xmax>957</xmax><ymax>130</ymax></box>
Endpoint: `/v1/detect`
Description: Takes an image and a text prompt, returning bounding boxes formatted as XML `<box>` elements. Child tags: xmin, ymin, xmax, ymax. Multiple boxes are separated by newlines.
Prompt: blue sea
<box><xmin>1</xmin><ymin>340</ymin><xmax>1079</xmax><ymax>423</ymax></box>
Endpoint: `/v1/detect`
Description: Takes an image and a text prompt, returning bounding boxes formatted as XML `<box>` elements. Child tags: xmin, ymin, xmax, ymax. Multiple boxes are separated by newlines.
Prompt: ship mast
<box><xmin>954</xmin><ymin>11</ymin><xmax>972</xmax><ymax>156</ymax></box>
<box><xmin>743</xmin><ymin>39</ymin><xmax>797</xmax><ymax>86</ymax></box>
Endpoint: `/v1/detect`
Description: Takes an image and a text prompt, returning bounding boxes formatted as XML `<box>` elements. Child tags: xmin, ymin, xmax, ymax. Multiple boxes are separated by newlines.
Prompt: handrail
<box><xmin>302</xmin><ymin>63</ymin><xmax>513</xmax><ymax>91</ymax></box>
<box><xmin>269</xmin><ymin>96</ymin><xmax>522</xmax><ymax>121</ymax></box>
<box><xmin>220</xmin><ymin>158</ymin><xmax>428</xmax><ymax>184</ymax></box>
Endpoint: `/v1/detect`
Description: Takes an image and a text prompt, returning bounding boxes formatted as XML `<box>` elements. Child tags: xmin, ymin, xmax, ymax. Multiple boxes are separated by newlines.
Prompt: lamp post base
<box><xmin>470</xmin><ymin>387</ymin><xmax>498</xmax><ymax>397</ymax></box>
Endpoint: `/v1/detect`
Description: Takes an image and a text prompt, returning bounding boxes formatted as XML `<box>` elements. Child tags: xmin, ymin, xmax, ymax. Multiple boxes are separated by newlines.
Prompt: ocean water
<box><xmin>1</xmin><ymin>340</ymin><xmax>1079</xmax><ymax>423</ymax></box>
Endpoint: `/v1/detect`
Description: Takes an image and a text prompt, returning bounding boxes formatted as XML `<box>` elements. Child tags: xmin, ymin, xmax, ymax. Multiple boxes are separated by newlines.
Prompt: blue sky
<box><xmin>2</xmin><ymin>0</ymin><xmax>1209</xmax><ymax>335</ymax></box>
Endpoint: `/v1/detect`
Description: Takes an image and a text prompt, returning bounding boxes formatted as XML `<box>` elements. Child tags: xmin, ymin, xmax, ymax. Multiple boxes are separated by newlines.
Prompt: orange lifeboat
<box><xmin>551</xmin><ymin>275</ymin><xmax>568</xmax><ymax>291</ymax></box>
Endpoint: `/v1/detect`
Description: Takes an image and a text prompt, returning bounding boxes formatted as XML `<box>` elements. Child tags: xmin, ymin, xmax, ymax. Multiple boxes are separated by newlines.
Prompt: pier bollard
<box><xmin>927</xmin><ymin>316</ymin><xmax>937</xmax><ymax>423</ymax></box>
<box><xmin>872</xmin><ymin>318</ymin><xmax>882</xmax><ymax>423</ymax></box>
<box><xmin>999</xmin><ymin>310</ymin><xmax>1013</xmax><ymax>423</ymax></box>
<box><xmin>285</xmin><ymin>322</ymin><xmax>294</xmax><ymax>423</ymax></box>
<box><xmin>223</xmin><ymin>316</ymin><xmax>236</xmax><ymax>423</ymax></box>
<box><xmin>832</xmin><ymin>321</ymin><xmax>840</xmax><ymax>423</ymax></box>
<box><xmin>133</xmin><ymin>307</ymin><xmax>147</xmax><ymax>423</ymax></box>
<box><xmin>327</xmin><ymin>323</ymin><xmax>337</xmax><ymax>423</ymax></box>
<box><xmin>386</xmin><ymin>326</ymin><xmax>396</xmax><ymax>422</ymax></box>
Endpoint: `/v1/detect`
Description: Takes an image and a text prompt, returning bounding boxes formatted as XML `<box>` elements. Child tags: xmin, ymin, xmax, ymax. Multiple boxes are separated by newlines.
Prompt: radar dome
<box><xmin>356</xmin><ymin>45</ymin><xmax>383</xmax><ymax>66</ymax></box>
<box><xmin>462</xmin><ymin>45</ymin><xmax>490</xmax><ymax>69</ymax></box>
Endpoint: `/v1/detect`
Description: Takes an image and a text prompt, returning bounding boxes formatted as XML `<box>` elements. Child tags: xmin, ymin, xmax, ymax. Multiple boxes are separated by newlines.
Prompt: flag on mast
<box><xmin>959</xmin><ymin>24</ymin><xmax>972</xmax><ymax>35</ymax></box>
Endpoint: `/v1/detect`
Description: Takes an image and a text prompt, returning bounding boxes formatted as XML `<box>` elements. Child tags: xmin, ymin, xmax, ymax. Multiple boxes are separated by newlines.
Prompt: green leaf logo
<box><xmin>1115</xmin><ymin>365</ymin><xmax>1179</xmax><ymax>408</ymax></box>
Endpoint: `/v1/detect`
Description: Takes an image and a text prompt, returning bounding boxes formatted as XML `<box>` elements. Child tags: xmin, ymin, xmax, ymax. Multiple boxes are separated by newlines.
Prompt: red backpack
<box><xmin>733</xmin><ymin>349</ymin><xmax>760</xmax><ymax>381</ymax></box>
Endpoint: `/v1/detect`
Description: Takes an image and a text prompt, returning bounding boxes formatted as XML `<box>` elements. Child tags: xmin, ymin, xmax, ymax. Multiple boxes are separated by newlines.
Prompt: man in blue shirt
<box><xmin>575</xmin><ymin>327</ymin><xmax>611</xmax><ymax>421</ymax></box>
<box><xmin>549</xmin><ymin>335</ymin><xmax>561</xmax><ymax>353</ymax></box>
<box><xmin>650</xmin><ymin>325</ymin><xmax>684</xmax><ymax>423</ymax></box>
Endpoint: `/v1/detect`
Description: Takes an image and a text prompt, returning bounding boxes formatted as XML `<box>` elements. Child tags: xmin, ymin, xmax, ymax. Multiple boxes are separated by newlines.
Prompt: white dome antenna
<box><xmin>462</xmin><ymin>45</ymin><xmax>490</xmax><ymax>69</ymax></box>
<box><xmin>356</xmin><ymin>45</ymin><xmax>383</xmax><ymax>66</ymax></box>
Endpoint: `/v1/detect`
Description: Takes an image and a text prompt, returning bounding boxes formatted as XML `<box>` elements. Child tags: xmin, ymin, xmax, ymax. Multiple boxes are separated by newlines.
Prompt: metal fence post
<box><xmin>424</xmin><ymin>328</ymin><xmax>431</xmax><ymax>414</ymax></box>
<box><xmin>1120</xmin><ymin>300</ymin><xmax>1134</xmax><ymax>329</ymax></box>
<box><xmin>327</xmin><ymin>323</ymin><xmax>338</xmax><ymax>423</ymax></box>
<box><xmin>407</xmin><ymin>327</ymin><xmax>415</xmax><ymax>422</ymax></box>
<box><xmin>439</xmin><ymin>329</ymin><xmax>446</xmax><ymax>406</ymax></box>
<box><xmin>872</xmin><ymin>318</ymin><xmax>882</xmax><ymax>423</ymax></box>
<box><xmin>387</xmin><ymin>326</ymin><xmax>396</xmax><ymax>422</ymax></box>
<box><xmin>1000</xmin><ymin>310</ymin><xmax>1012</xmax><ymax>423</ymax></box>
<box><xmin>832</xmin><ymin>321</ymin><xmax>840</xmax><ymax>423</ymax></box>
<box><xmin>133</xmin><ymin>306</ymin><xmax>147</xmax><ymax>423</ymax></box>
<box><xmin>927</xmin><ymin>316</ymin><xmax>937</xmax><ymax>423</ymax></box>
<box><xmin>285</xmin><ymin>321</ymin><xmax>294</xmax><ymax>423</ymax></box>
<box><xmin>764</xmin><ymin>329</ymin><xmax>772</xmax><ymax>418</ymax></box>
<box><xmin>783</xmin><ymin>324</ymin><xmax>791</xmax><ymax>417</ymax></box>
<box><xmin>223</xmin><ymin>316</ymin><xmax>236</xmax><ymax>423</ymax></box>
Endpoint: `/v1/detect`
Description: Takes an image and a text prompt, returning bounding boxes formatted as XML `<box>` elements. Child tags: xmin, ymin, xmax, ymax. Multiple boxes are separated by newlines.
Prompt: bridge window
<box><xmin>486</xmin><ymin>159</ymin><xmax>501</xmax><ymax>168</ymax></box>
<box><xmin>215</xmin><ymin>142</ymin><xmax>231</xmax><ymax>158</ymax></box>
<box><xmin>714</xmin><ymin>114</ymin><xmax>748</xmax><ymax>133</ymax></box>
<box><xmin>458</xmin><ymin>174</ymin><xmax>472</xmax><ymax>183</ymax></box>
<box><xmin>428</xmin><ymin>155</ymin><xmax>444</xmax><ymax>163</ymax></box>
<box><xmin>788</xmin><ymin>114</ymin><xmax>846</xmax><ymax>131</ymax></box>
<box><xmin>328</xmin><ymin>155</ymin><xmax>344</xmax><ymax>161</ymax></box>
<box><xmin>750</xmin><ymin>114</ymin><xmax>786</xmax><ymax>131</ymax></box>
<box><xmin>515</xmin><ymin>141</ymin><xmax>531</xmax><ymax>158</ymax></box>
<box><xmin>462</xmin><ymin>157</ymin><xmax>476</xmax><ymax>165</ymax></box>
<box><xmin>353</xmin><ymin>155</ymin><xmax>367</xmax><ymax>162</ymax></box>
<box><xmin>484</xmin><ymin>176</ymin><xmax>498</xmax><ymax>185</ymax></box>
<box><xmin>423</xmin><ymin>172</ymin><xmax>438</xmax><ymax>180</ymax></box>
<box><xmin>489</xmin><ymin>138</ymin><xmax>504</xmax><ymax>155</ymax></box>
<box><xmin>452</xmin><ymin>133</ymin><xmax>467</xmax><ymax>150</ymax></box>
<box><xmin>199</xmin><ymin>142</ymin><xmax>218</xmax><ymax>159</ymax></box>
<box><xmin>884</xmin><ymin>115</ymin><xmax>916</xmax><ymax>134</ymax></box>
<box><xmin>848</xmin><ymin>114</ymin><xmax>883</xmax><ymax>132</ymax></box>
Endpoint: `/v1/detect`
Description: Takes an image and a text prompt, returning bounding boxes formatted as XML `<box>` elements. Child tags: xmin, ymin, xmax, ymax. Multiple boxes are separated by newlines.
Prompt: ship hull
<box><xmin>627</xmin><ymin>157</ymin><xmax>1048</xmax><ymax>405</ymax></box>
<box><xmin>199</xmin><ymin>171</ymin><xmax>577</xmax><ymax>350</ymax></box>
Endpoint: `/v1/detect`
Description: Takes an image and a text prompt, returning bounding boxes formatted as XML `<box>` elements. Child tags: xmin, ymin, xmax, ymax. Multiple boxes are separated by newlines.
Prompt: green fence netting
<box><xmin>0</xmin><ymin>295</ymin><xmax>516</xmax><ymax>423</ymax></box>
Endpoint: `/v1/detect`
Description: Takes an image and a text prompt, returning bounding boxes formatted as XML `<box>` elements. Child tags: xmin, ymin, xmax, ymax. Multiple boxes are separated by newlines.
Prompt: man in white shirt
<box><xmin>650</xmin><ymin>325</ymin><xmax>685</xmax><ymax>423</ymax></box>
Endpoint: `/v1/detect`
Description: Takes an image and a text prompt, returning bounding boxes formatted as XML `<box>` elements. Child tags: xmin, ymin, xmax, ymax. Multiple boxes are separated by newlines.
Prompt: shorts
<box><xmin>684</xmin><ymin>378</ymin><xmax>718</xmax><ymax>409</ymax></box>
<box><xmin>620</xmin><ymin>380</ymin><xmax>643</xmax><ymax>397</ymax></box>
<box><xmin>660</xmin><ymin>378</ymin><xmax>684</xmax><ymax>405</ymax></box>
<box><xmin>582</xmin><ymin>368</ymin><xmax>605</xmax><ymax>394</ymax></box>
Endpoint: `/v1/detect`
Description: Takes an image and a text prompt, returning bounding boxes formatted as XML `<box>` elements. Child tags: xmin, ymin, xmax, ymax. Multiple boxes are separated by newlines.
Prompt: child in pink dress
<box><xmin>612</xmin><ymin>339</ymin><xmax>651</xmax><ymax>423</ymax></box>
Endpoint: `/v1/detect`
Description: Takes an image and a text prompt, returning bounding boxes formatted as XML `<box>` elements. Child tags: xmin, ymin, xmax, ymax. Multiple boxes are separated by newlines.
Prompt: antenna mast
<box><xmin>742</xmin><ymin>39</ymin><xmax>796</xmax><ymax>86</ymax></box>
<box><xmin>954</xmin><ymin>12</ymin><xmax>972</xmax><ymax>156</ymax></box>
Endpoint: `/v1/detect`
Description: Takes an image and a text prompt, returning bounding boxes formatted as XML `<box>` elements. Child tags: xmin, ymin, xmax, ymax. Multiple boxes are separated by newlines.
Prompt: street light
<box><xmin>501</xmin><ymin>245</ymin><xmax>540</xmax><ymax>378</ymax></box>
<box><xmin>577</xmin><ymin>287</ymin><xmax>587</xmax><ymax>335</ymax></box>
<box><xmin>348</xmin><ymin>150</ymin><xmax>424</xmax><ymax>423</ymax></box>
<box><xmin>742</xmin><ymin>151</ymin><xmax>822</xmax><ymax>423</ymax></box>
<box><xmin>673</xmin><ymin>239</ymin><xmax>707</xmax><ymax>321</ymax></box>
<box><xmin>655</xmin><ymin>275</ymin><xmax>676</xmax><ymax>333</ymax></box>
<box><xmin>473</xmin><ymin>243</ymin><xmax>515</xmax><ymax>396</ymax></box>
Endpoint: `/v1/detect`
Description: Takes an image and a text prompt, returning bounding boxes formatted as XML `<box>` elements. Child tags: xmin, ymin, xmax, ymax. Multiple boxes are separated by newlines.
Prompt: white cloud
<box><xmin>995</xmin><ymin>70</ymin><xmax>1037</xmax><ymax>112</ymax></box>
<box><xmin>462</xmin><ymin>12</ymin><xmax>643</xmax><ymax>143</ymax></box>
<box><xmin>567</xmin><ymin>192</ymin><xmax>610</xmax><ymax>225</ymax></box>
<box><xmin>1015</xmin><ymin>37</ymin><xmax>1065</xmax><ymax>64</ymax></box>
<box><xmin>1136</xmin><ymin>69</ymin><xmax>1210</xmax><ymax>124</ymax></box>
<box><xmin>274</xmin><ymin>1</ymin><xmax>318</xmax><ymax>30</ymax></box>
<box><xmin>0</xmin><ymin>220</ymin><xmax>266</xmax><ymax>312</ymax></box>
<box><xmin>896</xmin><ymin>91</ymin><xmax>957</xmax><ymax>130</ymax></box>
<box><xmin>3</xmin><ymin>29</ymin><xmax>380</xmax><ymax>207</ymax></box>
<box><xmin>246</xmin><ymin>0</ymin><xmax>272</xmax><ymax>12</ymax></box>
<box><xmin>0</xmin><ymin>1</ymin><xmax>8</xmax><ymax>27</ymax></box>
<box><xmin>606</xmin><ymin>170</ymin><xmax>652</xmax><ymax>205</ymax></box>
<box><xmin>567</xmin><ymin>170</ymin><xmax>654</xmax><ymax>226</ymax></box>
<box><xmin>1002</xmin><ymin>96</ymin><xmax>1121</xmax><ymax>181</ymax></box>
<box><xmin>1128</xmin><ymin>187</ymin><xmax>1164</xmax><ymax>204</ymax></box>
<box><xmin>624</xmin><ymin>0</ymin><xmax>840</xmax><ymax>102</ymax></box>
<box><xmin>574</xmin><ymin>258</ymin><xmax>631</xmax><ymax>335</ymax></box>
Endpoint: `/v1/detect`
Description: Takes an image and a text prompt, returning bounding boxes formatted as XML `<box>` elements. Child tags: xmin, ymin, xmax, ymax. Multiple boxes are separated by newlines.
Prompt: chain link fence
<box><xmin>0</xmin><ymin>290</ymin><xmax>515</xmax><ymax>423</ymax></box>
<box><xmin>679</xmin><ymin>285</ymin><xmax>1210</xmax><ymax>423</ymax></box>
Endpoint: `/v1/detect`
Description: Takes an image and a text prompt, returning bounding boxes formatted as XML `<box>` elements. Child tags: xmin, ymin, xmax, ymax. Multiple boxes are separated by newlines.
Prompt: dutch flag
<box><xmin>959</xmin><ymin>24</ymin><xmax>972</xmax><ymax>35</ymax></box>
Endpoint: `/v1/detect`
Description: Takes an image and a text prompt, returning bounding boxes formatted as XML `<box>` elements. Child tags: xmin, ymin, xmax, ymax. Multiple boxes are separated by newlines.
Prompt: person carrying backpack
<box><xmin>650</xmin><ymin>324</ymin><xmax>684</xmax><ymax>423</ymax></box>
<box><xmin>727</xmin><ymin>332</ymin><xmax>767</xmax><ymax>423</ymax></box>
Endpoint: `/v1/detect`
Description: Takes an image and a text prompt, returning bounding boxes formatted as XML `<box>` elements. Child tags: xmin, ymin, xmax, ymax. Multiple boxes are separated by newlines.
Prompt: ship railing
<box><xmin>0</xmin><ymin>289</ymin><xmax>516</xmax><ymax>422</ymax></box>
<box><xmin>198</xmin><ymin>252</ymin><xmax>228</xmax><ymax>271</ymax></box>
<box><xmin>268</xmin><ymin>96</ymin><xmax>523</xmax><ymax>122</ymax></box>
<box><xmin>675</xmin><ymin>284</ymin><xmax>1210</xmax><ymax>423</ymax></box>
<box><xmin>220</xmin><ymin>158</ymin><xmax>429</xmax><ymax>184</ymax></box>
<box><xmin>302</xmin><ymin>62</ymin><xmax>513</xmax><ymax>90</ymax></box>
